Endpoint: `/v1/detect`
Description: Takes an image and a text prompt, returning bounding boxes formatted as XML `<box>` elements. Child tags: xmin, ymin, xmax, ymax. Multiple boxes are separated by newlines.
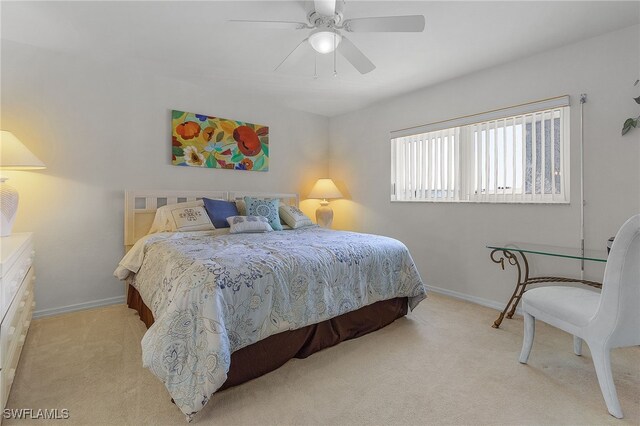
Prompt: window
<box><xmin>391</xmin><ymin>97</ymin><xmax>570</xmax><ymax>203</ymax></box>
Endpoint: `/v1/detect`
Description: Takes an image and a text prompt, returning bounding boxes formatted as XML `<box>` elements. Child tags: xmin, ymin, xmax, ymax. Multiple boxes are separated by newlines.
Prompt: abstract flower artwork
<box><xmin>172</xmin><ymin>110</ymin><xmax>269</xmax><ymax>171</ymax></box>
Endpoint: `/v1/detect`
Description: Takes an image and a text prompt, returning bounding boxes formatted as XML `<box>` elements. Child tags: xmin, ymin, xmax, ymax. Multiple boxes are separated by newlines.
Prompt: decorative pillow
<box><xmin>227</xmin><ymin>216</ymin><xmax>273</xmax><ymax>234</ymax></box>
<box><xmin>170</xmin><ymin>206</ymin><xmax>215</xmax><ymax>232</ymax></box>
<box><xmin>237</xmin><ymin>199</ymin><xmax>288</xmax><ymax>225</ymax></box>
<box><xmin>279</xmin><ymin>205</ymin><xmax>313</xmax><ymax>229</ymax></box>
<box><xmin>244</xmin><ymin>197</ymin><xmax>283</xmax><ymax>231</ymax></box>
<box><xmin>148</xmin><ymin>200</ymin><xmax>209</xmax><ymax>233</ymax></box>
<box><xmin>203</xmin><ymin>198</ymin><xmax>239</xmax><ymax>228</ymax></box>
<box><xmin>235</xmin><ymin>199</ymin><xmax>246</xmax><ymax>216</ymax></box>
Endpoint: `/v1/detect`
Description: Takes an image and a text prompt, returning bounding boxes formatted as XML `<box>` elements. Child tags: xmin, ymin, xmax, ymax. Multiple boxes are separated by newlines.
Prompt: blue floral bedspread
<box><xmin>121</xmin><ymin>226</ymin><xmax>426</xmax><ymax>419</ymax></box>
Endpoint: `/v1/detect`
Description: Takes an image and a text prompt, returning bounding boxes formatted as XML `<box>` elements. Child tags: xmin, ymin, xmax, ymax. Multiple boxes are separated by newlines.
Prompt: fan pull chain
<box><xmin>314</xmin><ymin>53</ymin><xmax>318</xmax><ymax>79</ymax></box>
<box><xmin>333</xmin><ymin>32</ymin><xmax>337</xmax><ymax>77</ymax></box>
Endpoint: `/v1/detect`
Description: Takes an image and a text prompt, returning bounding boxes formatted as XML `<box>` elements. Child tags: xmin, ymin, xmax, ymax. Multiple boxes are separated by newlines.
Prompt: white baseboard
<box><xmin>33</xmin><ymin>295</ymin><xmax>126</xmax><ymax>319</ymax></box>
<box><xmin>426</xmin><ymin>284</ymin><xmax>522</xmax><ymax>316</ymax></box>
<box><xmin>32</xmin><ymin>286</ymin><xmax>513</xmax><ymax>320</ymax></box>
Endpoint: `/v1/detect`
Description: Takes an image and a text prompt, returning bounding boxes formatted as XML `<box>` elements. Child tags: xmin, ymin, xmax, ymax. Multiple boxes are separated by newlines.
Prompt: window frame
<box><xmin>390</xmin><ymin>97</ymin><xmax>571</xmax><ymax>204</ymax></box>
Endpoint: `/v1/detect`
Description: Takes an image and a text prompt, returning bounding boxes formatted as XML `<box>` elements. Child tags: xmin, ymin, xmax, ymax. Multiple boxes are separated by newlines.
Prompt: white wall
<box><xmin>328</xmin><ymin>25</ymin><xmax>640</xmax><ymax>307</ymax></box>
<box><xmin>1</xmin><ymin>40</ymin><xmax>329</xmax><ymax>315</ymax></box>
<box><xmin>2</xmin><ymin>24</ymin><xmax>638</xmax><ymax>317</ymax></box>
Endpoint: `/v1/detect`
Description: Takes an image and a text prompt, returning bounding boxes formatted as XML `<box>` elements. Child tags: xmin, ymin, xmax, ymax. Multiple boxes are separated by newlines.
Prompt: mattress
<box><xmin>115</xmin><ymin>226</ymin><xmax>426</xmax><ymax>419</ymax></box>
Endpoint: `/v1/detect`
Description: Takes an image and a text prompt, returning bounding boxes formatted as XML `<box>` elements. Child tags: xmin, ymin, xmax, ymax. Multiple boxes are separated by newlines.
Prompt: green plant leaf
<box><xmin>261</xmin><ymin>143</ymin><xmax>269</xmax><ymax>157</ymax></box>
<box><xmin>172</xmin><ymin>147</ymin><xmax>184</xmax><ymax>156</ymax></box>
<box><xmin>231</xmin><ymin>152</ymin><xmax>244</xmax><ymax>163</ymax></box>
<box><xmin>206</xmin><ymin>155</ymin><xmax>216</xmax><ymax>168</ymax></box>
<box><xmin>253</xmin><ymin>155</ymin><xmax>265</xmax><ymax>170</ymax></box>
<box><xmin>172</xmin><ymin>110</ymin><xmax>185</xmax><ymax>119</ymax></box>
<box><xmin>216</xmin><ymin>131</ymin><xmax>225</xmax><ymax>142</ymax></box>
<box><xmin>622</xmin><ymin>118</ymin><xmax>637</xmax><ymax>135</ymax></box>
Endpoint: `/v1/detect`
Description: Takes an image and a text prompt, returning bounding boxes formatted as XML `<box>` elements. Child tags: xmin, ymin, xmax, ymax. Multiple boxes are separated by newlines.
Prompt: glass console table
<box><xmin>486</xmin><ymin>243</ymin><xmax>608</xmax><ymax>328</ymax></box>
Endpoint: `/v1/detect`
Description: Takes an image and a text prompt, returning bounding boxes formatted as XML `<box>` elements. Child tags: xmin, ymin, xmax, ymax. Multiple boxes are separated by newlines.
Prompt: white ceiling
<box><xmin>2</xmin><ymin>1</ymin><xmax>638</xmax><ymax>117</ymax></box>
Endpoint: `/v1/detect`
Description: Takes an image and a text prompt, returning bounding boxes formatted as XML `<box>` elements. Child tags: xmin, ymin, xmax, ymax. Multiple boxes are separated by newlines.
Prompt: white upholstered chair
<box><xmin>518</xmin><ymin>214</ymin><xmax>640</xmax><ymax>419</ymax></box>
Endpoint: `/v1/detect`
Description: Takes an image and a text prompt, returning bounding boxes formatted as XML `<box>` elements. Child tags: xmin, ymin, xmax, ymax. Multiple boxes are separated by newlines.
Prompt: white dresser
<box><xmin>0</xmin><ymin>233</ymin><xmax>35</xmax><ymax>411</ymax></box>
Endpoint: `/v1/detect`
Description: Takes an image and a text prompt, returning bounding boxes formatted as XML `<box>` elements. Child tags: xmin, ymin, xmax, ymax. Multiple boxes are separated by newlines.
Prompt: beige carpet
<box><xmin>5</xmin><ymin>293</ymin><xmax>639</xmax><ymax>425</ymax></box>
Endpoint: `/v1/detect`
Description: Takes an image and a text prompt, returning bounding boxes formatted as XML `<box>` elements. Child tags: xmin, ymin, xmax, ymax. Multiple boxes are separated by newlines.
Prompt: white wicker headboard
<box><xmin>124</xmin><ymin>190</ymin><xmax>299</xmax><ymax>250</ymax></box>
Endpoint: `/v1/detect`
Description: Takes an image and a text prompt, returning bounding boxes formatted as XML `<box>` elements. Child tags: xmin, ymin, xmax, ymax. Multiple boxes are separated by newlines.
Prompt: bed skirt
<box><xmin>127</xmin><ymin>284</ymin><xmax>408</xmax><ymax>390</ymax></box>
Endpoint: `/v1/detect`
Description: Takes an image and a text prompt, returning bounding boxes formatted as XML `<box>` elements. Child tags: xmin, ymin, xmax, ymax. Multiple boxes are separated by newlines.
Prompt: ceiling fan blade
<box><xmin>337</xmin><ymin>36</ymin><xmax>375</xmax><ymax>74</ymax></box>
<box><xmin>343</xmin><ymin>15</ymin><xmax>425</xmax><ymax>32</ymax></box>
<box><xmin>274</xmin><ymin>38</ymin><xmax>310</xmax><ymax>71</ymax></box>
<box><xmin>227</xmin><ymin>20</ymin><xmax>307</xmax><ymax>30</ymax></box>
<box><xmin>314</xmin><ymin>0</ymin><xmax>336</xmax><ymax>17</ymax></box>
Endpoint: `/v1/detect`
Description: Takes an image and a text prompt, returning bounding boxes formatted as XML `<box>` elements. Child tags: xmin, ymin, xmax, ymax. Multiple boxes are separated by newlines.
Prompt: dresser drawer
<box><xmin>0</xmin><ymin>268</ymin><xmax>34</xmax><ymax>371</ymax></box>
<box><xmin>0</xmin><ymin>243</ymin><xmax>34</xmax><ymax>322</ymax></box>
<box><xmin>0</xmin><ymin>267</ymin><xmax>34</xmax><ymax>411</ymax></box>
<box><xmin>0</xmin><ymin>233</ymin><xmax>35</xmax><ymax>417</ymax></box>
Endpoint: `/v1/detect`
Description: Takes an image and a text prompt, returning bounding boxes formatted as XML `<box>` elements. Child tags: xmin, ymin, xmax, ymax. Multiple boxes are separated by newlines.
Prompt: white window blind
<box><xmin>391</xmin><ymin>97</ymin><xmax>570</xmax><ymax>203</ymax></box>
<box><xmin>391</xmin><ymin>128</ymin><xmax>460</xmax><ymax>201</ymax></box>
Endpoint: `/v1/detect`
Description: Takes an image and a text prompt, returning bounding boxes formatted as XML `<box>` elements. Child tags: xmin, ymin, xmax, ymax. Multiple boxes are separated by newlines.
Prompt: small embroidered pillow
<box><xmin>148</xmin><ymin>200</ymin><xmax>205</xmax><ymax>233</ymax></box>
<box><xmin>279</xmin><ymin>205</ymin><xmax>313</xmax><ymax>229</ymax></box>
<box><xmin>169</xmin><ymin>206</ymin><xmax>215</xmax><ymax>232</ymax></box>
<box><xmin>244</xmin><ymin>197</ymin><xmax>283</xmax><ymax>231</ymax></box>
<box><xmin>227</xmin><ymin>216</ymin><xmax>274</xmax><ymax>234</ymax></box>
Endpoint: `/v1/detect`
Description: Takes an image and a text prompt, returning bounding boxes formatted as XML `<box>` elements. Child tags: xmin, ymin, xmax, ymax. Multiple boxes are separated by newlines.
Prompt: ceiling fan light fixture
<box><xmin>309</xmin><ymin>30</ymin><xmax>342</xmax><ymax>54</ymax></box>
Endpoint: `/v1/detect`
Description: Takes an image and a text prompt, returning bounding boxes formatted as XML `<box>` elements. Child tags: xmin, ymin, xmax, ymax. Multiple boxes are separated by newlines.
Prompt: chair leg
<box><xmin>519</xmin><ymin>312</ymin><xmax>535</xmax><ymax>364</ymax></box>
<box><xmin>573</xmin><ymin>335</ymin><xmax>583</xmax><ymax>356</ymax></box>
<box><xmin>590</xmin><ymin>343</ymin><xmax>623</xmax><ymax>419</ymax></box>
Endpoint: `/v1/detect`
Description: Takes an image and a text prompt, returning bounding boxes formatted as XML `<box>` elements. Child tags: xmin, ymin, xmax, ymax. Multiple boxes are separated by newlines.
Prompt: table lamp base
<box><xmin>315</xmin><ymin>200</ymin><xmax>333</xmax><ymax>228</ymax></box>
<box><xmin>0</xmin><ymin>178</ymin><xmax>19</xmax><ymax>237</ymax></box>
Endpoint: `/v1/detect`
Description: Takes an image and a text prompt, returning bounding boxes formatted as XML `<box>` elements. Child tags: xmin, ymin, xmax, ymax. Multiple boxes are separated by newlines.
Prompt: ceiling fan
<box><xmin>228</xmin><ymin>0</ymin><xmax>425</xmax><ymax>75</ymax></box>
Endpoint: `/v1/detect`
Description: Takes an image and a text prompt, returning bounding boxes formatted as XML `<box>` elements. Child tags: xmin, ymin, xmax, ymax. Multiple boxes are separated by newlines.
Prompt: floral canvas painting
<box><xmin>172</xmin><ymin>110</ymin><xmax>269</xmax><ymax>171</ymax></box>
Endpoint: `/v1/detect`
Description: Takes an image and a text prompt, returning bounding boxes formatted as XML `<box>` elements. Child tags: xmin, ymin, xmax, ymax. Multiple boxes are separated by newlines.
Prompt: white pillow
<box><xmin>148</xmin><ymin>200</ymin><xmax>215</xmax><ymax>233</ymax></box>
<box><xmin>227</xmin><ymin>216</ymin><xmax>273</xmax><ymax>234</ymax></box>
<box><xmin>279</xmin><ymin>205</ymin><xmax>313</xmax><ymax>229</ymax></box>
<box><xmin>170</xmin><ymin>206</ymin><xmax>215</xmax><ymax>232</ymax></box>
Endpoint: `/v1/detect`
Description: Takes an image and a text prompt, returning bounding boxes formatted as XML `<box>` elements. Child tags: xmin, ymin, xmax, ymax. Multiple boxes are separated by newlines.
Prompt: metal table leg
<box><xmin>489</xmin><ymin>249</ymin><xmax>602</xmax><ymax>328</ymax></box>
<box><xmin>490</xmin><ymin>249</ymin><xmax>529</xmax><ymax>328</ymax></box>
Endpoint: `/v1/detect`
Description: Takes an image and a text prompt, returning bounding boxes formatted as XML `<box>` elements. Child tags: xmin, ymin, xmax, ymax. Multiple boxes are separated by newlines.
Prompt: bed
<box><xmin>114</xmin><ymin>190</ymin><xmax>427</xmax><ymax>421</ymax></box>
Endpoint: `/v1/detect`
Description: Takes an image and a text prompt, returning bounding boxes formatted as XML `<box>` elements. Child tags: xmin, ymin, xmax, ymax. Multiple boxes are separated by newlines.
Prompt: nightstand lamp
<box><xmin>308</xmin><ymin>178</ymin><xmax>343</xmax><ymax>228</ymax></box>
<box><xmin>0</xmin><ymin>131</ymin><xmax>46</xmax><ymax>237</ymax></box>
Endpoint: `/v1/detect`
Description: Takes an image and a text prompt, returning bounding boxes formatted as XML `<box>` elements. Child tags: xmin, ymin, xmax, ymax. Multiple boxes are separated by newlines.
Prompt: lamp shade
<box><xmin>308</xmin><ymin>178</ymin><xmax>343</xmax><ymax>200</ymax></box>
<box><xmin>0</xmin><ymin>131</ymin><xmax>46</xmax><ymax>170</ymax></box>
